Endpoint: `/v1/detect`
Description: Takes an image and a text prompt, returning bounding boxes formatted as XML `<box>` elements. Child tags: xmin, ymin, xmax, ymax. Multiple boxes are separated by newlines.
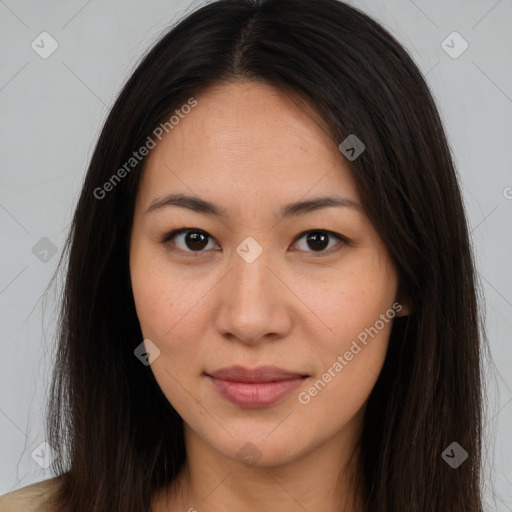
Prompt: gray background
<box><xmin>0</xmin><ymin>0</ymin><xmax>511</xmax><ymax>509</ymax></box>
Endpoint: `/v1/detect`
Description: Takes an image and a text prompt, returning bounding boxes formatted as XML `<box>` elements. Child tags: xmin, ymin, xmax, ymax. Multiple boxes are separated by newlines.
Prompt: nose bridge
<box><xmin>230</xmin><ymin>235</ymin><xmax>274</xmax><ymax>306</ymax></box>
<box><xmin>214</xmin><ymin>235</ymin><xmax>290</xmax><ymax>342</ymax></box>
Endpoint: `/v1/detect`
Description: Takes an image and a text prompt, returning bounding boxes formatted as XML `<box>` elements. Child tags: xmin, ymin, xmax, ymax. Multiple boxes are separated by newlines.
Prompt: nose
<box><xmin>214</xmin><ymin>241</ymin><xmax>292</xmax><ymax>345</ymax></box>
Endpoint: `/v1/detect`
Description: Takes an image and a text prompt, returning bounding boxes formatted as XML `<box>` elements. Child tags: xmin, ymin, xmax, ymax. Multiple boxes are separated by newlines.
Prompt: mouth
<box><xmin>205</xmin><ymin>365</ymin><xmax>309</xmax><ymax>408</ymax></box>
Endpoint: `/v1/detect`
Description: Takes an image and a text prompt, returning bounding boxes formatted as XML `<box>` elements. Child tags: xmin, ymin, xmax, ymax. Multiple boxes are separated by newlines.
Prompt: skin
<box><xmin>129</xmin><ymin>80</ymin><xmax>409</xmax><ymax>512</ymax></box>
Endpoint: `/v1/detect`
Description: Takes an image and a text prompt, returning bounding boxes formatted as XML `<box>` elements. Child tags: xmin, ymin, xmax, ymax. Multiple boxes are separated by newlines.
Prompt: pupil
<box><xmin>307</xmin><ymin>232</ymin><xmax>328</xmax><ymax>251</ymax></box>
<box><xmin>184</xmin><ymin>231</ymin><xmax>329</xmax><ymax>252</ymax></box>
<box><xmin>186</xmin><ymin>232</ymin><xmax>207</xmax><ymax>250</ymax></box>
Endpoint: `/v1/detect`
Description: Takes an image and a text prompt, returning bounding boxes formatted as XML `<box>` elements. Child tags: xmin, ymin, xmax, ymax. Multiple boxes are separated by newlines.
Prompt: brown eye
<box><xmin>161</xmin><ymin>229</ymin><xmax>218</xmax><ymax>253</ymax></box>
<box><xmin>161</xmin><ymin>228</ymin><xmax>348</xmax><ymax>256</ymax></box>
<box><xmin>182</xmin><ymin>231</ymin><xmax>209</xmax><ymax>251</ymax></box>
<box><xmin>292</xmin><ymin>230</ymin><xmax>348</xmax><ymax>254</ymax></box>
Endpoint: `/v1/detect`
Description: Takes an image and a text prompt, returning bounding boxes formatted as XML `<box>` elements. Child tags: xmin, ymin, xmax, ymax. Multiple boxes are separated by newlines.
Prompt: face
<box><xmin>129</xmin><ymin>80</ymin><xmax>407</xmax><ymax>468</ymax></box>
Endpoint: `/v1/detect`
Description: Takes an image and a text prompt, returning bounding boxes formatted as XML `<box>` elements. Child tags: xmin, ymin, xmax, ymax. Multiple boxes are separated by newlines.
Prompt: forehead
<box><xmin>136</xmin><ymin>80</ymin><xmax>359</xmax><ymax>209</ymax></box>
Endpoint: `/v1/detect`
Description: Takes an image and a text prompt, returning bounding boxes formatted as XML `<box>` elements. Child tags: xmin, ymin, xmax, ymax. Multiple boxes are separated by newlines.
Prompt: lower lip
<box><xmin>207</xmin><ymin>376</ymin><xmax>306</xmax><ymax>408</ymax></box>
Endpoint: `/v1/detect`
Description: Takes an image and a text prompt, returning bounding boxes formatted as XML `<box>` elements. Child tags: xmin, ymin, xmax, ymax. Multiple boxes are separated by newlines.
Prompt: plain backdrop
<box><xmin>0</xmin><ymin>0</ymin><xmax>511</xmax><ymax>509</ymax></box>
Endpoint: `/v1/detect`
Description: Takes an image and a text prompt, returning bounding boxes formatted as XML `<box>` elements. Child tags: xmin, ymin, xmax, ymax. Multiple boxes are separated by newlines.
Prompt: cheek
<box><xmin>293</xmin><ymin>257</ymin><xmax>397</xmax><ymax>346</ymax></box>
<box><xmin>297</xmin><ymin>283</ymin><xmax>395</xmax><ymax>432</ymax></box>
<box><xmin>130</xmin><ymin>260</ymin><xmax>172</xmax><ymax>340</ymax></box>
<box><xmin>292</xmin><ymin>250</ymin><xmax>397</xmax><ymax>404</ymax></box>
<box><xmin>130</xmin><ymin>252</ymin><xmax>207</xmax><ymax>408</ymax></box>
<box><xmin>131</xmin><ymin>241</ymin><xmax>194</xmax><ymax>336</ymax></box>
<box><xmin>130</xmin><ymin>245</ymin><xmax>216</xmax><ymax>373</ymax></box>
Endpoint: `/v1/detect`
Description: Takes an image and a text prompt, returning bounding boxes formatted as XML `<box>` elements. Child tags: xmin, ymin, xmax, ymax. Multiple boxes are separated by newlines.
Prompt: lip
<box><xmin>206</xmin><ymin>365</ymin><xmax>308</xmax><ymax>408</ymax></box>
<box><xmin>207</xmin><ymin>365</ymin><xmax>308</xmax><ymax>382</ymax></box>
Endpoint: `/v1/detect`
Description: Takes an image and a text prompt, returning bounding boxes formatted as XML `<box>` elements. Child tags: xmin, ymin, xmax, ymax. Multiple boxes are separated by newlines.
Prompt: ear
<box><xmin>394</xmin><ymin>288</ymin><xmax>412</xmax><ymax>317</ymax></box>
<box><xmin>394</xmin><ymin>301</ymin><xmax>411</xmax><ymax>317</ymax></box>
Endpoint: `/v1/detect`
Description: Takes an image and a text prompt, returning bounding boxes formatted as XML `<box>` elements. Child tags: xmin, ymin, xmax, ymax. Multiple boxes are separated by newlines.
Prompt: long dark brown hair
<box><xmin>44</xmin><ymin>0</ymin><xmax>487</xmax><ymax>510</ymax></box>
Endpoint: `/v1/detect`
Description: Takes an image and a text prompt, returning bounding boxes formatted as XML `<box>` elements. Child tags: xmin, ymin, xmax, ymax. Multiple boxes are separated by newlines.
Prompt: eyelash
<box><xmin>159</xmin><ymin>228</ymin><xmax>350</xmax><ymax>257</ymax></box>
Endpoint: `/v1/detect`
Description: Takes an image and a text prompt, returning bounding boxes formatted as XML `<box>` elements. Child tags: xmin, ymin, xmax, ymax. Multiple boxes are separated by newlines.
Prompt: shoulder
<box><xmin>0</xmin><ymin>476</ymin><xmax>62</xmax><ymax>512</ymax></box>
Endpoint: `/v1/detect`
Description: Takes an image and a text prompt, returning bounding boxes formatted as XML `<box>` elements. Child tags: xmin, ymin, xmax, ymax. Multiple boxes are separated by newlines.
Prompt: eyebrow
<box><xmin>145</xmin><ymin>193</ymin><xmax>362</xmax><ymax>218</ymax></box>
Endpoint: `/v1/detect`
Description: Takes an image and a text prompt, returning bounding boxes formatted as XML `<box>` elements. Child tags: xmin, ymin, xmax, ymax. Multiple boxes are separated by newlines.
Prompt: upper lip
<box><xmin>206</xmin><ymin>365</ymin><xmax>308</xmax><ymax>383</ymax></box>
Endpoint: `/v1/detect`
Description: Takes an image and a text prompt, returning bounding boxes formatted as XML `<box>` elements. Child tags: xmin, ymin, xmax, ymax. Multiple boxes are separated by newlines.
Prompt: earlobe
<box><xmin>395</xmin><ymin>303</ymin><xmax>411</xmax><ymax>317</ymax></box>
<box><xmin>393</xmin><ymin>291</ymin><xmax>412</xmax><ymax>317</ymax></box>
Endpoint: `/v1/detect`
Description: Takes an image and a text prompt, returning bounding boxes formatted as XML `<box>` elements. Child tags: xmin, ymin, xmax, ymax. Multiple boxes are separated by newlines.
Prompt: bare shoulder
<box><xmin>0</xmin><ymin>476</ymin><xmax>62</xmax><ymax>512</ymax></box>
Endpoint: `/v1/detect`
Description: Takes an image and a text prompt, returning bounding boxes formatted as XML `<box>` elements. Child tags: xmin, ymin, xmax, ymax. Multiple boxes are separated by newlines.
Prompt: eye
<box><xmin>161</xmin><ymin>228</ymin><xmax>219</xmax><ymax>254</ymax></box>
<box><xmin>160</xmin><ymin>228</ymin><xmax>349</xmax><ymax>255</ymax></box>
<box><xmin>291</xmin><ymin>230</ymin><xmax>349</xmax><ymax>254</ymax></box>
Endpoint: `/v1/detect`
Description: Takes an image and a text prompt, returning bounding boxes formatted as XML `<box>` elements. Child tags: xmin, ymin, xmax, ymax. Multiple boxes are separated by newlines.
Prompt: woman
<box><xmin>0</xmin><ymin>0</ymin><xmax>486</xmax><ymax>510</ymax></box>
